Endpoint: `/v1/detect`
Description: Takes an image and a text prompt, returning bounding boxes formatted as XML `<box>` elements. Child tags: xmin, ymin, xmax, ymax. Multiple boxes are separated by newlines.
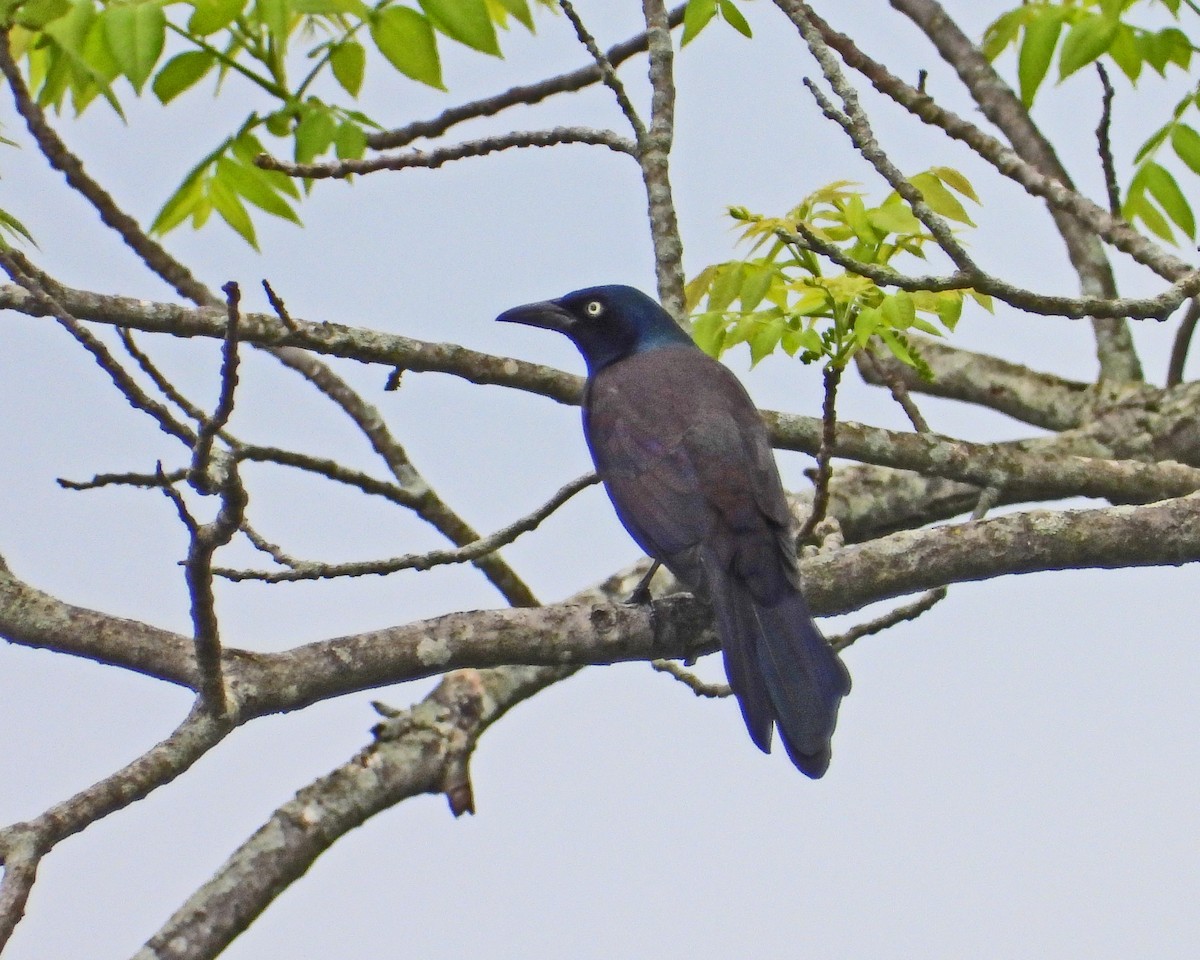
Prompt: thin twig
<box><xmin>191</xmin><ymin>282</ymin><xmax>241</xmax><ymax>490</ymax></box>
<box><xmin>239</xmin><ymin>522</ymin><xmax>299</xmax><ymax>568</ymax></box>
<box><xmin>366</xmin><ymin>4</ymin><xmax>687</xmax><ymax>150</ymax></box>
<box><xmin>559</xmin><ymin>0</ymin><xmax>646</xmax><ymax>139</ymax></box>
<box><xmin>829</xmin><ymin>587</ymin><xmax>947</xmax><ymax>650</ymax></box>
<box><xmin>257</xmin><ymin>127</ymin><xmax>636</xmax><ymax>180</ymax></box>
<box><xmin>216</xmin><ymin>473</ymin><xmax>598</xmax><ymax>582</ymax></box>
<box><xmin>268</xmin><ymin>346</ymin><xmax>541</xmax><ymax>606</ymax></box>
<box><xmin>1096</xmin><ymin>63</ymin><xmax>1121</xmax><ymax>217</ymax></box>
<box><xmin>798</xmin><ymin>365</ymin><xmax>842</xmax><ymax>541</ymax></box>
<box><xmin>1167</xmin><ymin>298</ymin><xmax>1200</xmax><ymax>386</ymax></box>
<box><xmin>650</xmin><ymin>659</ymin><xmax>732</xmax><ymax>698</ymax></box>
<box><xmin>0</xmin><ymin>250</ymin><xmax>196</xmax><ymax>445</ymax></box>
<box><xmin>262</xmin><ymin>279</ymin><xmax>298</xmax><ymax>331</ymax></box>
<box><xmin>859</xmin><ymin>346</ymin><xmax>931</xmax><ymax>432</ymax></box>
<box><xmin>784</xmin><ymin>220</ymin><xmax>1200</xmax><ymax>321</ymax></box>
<box><xmin>58</xmin><ymin>467</ymin><xmax>185</xmax><ymax>491</ymax></box>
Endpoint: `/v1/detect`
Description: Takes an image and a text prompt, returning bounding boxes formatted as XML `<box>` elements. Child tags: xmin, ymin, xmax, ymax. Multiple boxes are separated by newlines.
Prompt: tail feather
<box><xmin>753</xmin><ymin>592</ymin><xmax>850</xmax><ymax>778</ymax></box>
<box><xmin>709</xmin><ymin>558</ymin><xmax>850</xmax><ymax>778</ymax></box>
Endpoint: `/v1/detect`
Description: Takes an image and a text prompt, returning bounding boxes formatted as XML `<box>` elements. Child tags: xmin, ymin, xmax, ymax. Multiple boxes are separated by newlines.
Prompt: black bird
<box><xmin>498</xmin><ymin>284</ymin><xmax>850</xmax><ymax>777</ymax></box>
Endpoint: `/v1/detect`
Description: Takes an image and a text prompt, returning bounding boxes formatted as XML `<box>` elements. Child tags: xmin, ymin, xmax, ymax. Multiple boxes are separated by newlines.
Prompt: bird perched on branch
<box><xmin>498</xmin><ymin>284</ymin><xmax>850</xmax><ymax>777</ymax></box>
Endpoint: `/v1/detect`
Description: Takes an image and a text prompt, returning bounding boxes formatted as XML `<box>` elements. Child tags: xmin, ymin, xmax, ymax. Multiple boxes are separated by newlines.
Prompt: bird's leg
<box><xmin>625</xmin><ymin>559</ymin><xmax>661</xmax><ymax>605</ymax></box>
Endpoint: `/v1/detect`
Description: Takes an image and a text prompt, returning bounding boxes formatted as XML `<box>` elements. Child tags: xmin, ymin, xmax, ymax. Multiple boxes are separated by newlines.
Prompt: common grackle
<box><xmin>498</xmin><ymin>285</ymin><xmax>850</xmax><ymax>777</ymax></box>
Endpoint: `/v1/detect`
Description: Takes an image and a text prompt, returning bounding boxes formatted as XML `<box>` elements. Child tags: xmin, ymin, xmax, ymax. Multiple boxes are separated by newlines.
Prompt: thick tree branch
<box><xmin>132</xmin><ymin>664</ymin><xmax>572</xmax><ymax>960</ymax></box>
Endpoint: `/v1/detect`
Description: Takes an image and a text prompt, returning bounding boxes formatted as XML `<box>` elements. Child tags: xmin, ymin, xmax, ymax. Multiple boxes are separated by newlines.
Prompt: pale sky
<box><xmin>2</xmin><ymin>3</ymin><xmax>1197</xmax><ymax>958</ymax></box>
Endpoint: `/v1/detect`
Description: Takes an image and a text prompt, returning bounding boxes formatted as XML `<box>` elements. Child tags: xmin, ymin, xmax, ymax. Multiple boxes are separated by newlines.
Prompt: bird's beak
<box><xmin>495</xmin><ymin>299</ymin><xmax>575</xmax><ymax>333</ymax></box>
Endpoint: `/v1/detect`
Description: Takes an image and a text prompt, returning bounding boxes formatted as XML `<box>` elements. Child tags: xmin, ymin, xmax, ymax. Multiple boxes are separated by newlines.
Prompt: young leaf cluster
<box><xmin>685</xmin><ymin>173</ymin><xmax>991</xmax><ymax>374</ymax></box>
<box><xmin>984</xmin><ymin>0</ymin><xmax>1200</xmax><ymax>242</ymax></box>
<box><xmin>2</xmin><ymin>0</ymin><xmax>553</xmax><ymax>247</ymax></box>
<box><xmin>680</xmin><ymin>0</ymin><xmax>751</xmax><ymax>45</ymax></box>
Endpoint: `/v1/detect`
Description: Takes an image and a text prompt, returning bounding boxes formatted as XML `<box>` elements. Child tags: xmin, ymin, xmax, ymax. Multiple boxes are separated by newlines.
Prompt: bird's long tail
<box><xmin>710</xmin><ymin>566</ymin><xmax>851</xmax><ymax>778</ymax></box>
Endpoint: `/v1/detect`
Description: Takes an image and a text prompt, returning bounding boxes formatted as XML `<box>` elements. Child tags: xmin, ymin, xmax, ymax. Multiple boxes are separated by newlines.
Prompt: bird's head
<box><xmin>496</xmin><ymin>284</ymin><xmax>693</xmax><ymax>374</ymax></box>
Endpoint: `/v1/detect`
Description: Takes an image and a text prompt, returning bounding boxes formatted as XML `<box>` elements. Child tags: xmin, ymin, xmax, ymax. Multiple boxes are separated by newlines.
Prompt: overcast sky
<box><xmin>2</xmin><ymin>2</ymin><xmax>1197</xmax><ymax>958</ymax></box>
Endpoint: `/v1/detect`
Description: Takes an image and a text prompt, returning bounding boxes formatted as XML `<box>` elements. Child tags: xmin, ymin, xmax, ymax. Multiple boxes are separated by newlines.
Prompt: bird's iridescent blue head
<box><xmin>496</xmin><ymin>284</ymin><xmax>693</xmax><ymax>375</ymax></box>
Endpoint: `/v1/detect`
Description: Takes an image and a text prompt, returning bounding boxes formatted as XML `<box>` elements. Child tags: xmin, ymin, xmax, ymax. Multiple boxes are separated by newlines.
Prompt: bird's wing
<box><xmin>583</xmin><ymin>346</ymin><xmax>792</xmax><ymax>592</ymax></box>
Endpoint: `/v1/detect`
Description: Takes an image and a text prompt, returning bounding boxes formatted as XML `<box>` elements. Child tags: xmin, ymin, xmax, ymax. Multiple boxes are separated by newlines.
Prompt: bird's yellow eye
<box><xmin>585</xmin><ymin>300</ymin><xmax>604</xmax><ymax>317</ymax></box>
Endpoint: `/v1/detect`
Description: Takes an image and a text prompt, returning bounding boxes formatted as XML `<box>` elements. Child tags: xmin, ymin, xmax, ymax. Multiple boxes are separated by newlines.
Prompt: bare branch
<box><xmin>268</xmin><ymin>343</ymin><xmax>540</xmax><ymax>607</ymax></box>
<box><xmin>1168</xmin><ymin>298</ymin><xmax>1200</xmax><ymax>387</ymax></box>
<box><xmin>366</xmin><ymin>5</ymin><xmax>686</xmax><ymax>150</ymax></box>
<box><xmin>829</xmin><ymin>587</ymin><xmax>946</xmax><ymax>651</ymax></box>
<box><xmin>0</xmin><ymin>706</ymin><xmax>230</xmax><ymax>883</ymax></box>
<box><xmin>0</xmin><ymin>836</ymin><xmax>39</xmax><ymax>952</ymax></box>
<box><xmin>257</xmin><ymin>127</ymin><xmax>636</xmax><ymax>179</ymax></box>
<box><xmin>0</xmin><ymin>251</ymin><xmax>196</xmax><ymax>446</ymax></box>
<box><xmin>639</xmin><ymin>0</ymin><xmax>686</xmax><ymax>319</ymax></box>
<box><xmin>133</xmin><ymin>665</ymin><xmax>572</xmax><ymax>960</ymax></box>
<box><xmin>559</xmin><ymin>0</ymin><xmax>646</xmax><ymax>138</ymax></box>
<box><xmin>785</xmin><ymin>220</ymin><xmax>1200</xmax><ymax>321</ymax></box>
<box><xmin>215</xmin><ymin>472</ymin><xmax>598</xmax><ymax>583</ymax></box>
<box><xmin>1096</xmin><ymin>63</ymin><xmax>1121</xmax><ymax>217</ymax></box>
<box><xmin>798</xmin><ymin>365</ymin><xmax>842</xmax><ymax>542</ymax></box>
<box><xmin>855</xmin><ymin>335</ymin><xmax>1092</xmax><ymax>431</ymax></box>
<box><xmin>859</xmin><ymin>347</ymin><xmax>931</xmax><ymax>433</ymax></box>
<box><xmin>650</xmin><ymin>658</ymin><xmax>732</xmax><ymax>698</ymax></box>
<box><xmin>190</xmin><ymin>282</ymin><xmax>241</xmax><ymax>491</ymax></box>
<box><xmin>883</xmin><ymin>0</ymin><xmax>1145</xmax><ymax>380</ymax></box>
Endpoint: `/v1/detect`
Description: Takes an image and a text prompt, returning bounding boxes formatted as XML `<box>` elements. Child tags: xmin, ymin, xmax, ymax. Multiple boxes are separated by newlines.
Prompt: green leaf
<box><xmin>334</xmin><ymin>119</ymin><xmax>366</xmax><ymax>159</ymax></box>
<box><xmin>0</xmin><ymin>207</ymin><xmax>36</xmax><ymax>247</ymax></box>
<box><xmin>151</xmin><ymin>165</ymin><xmax>209</xmax><ymax>235</ymax></box>
<box><xmin>152</xmin><ymin>50</ymin><xmax>214</xmax><ymax>103</ymax></box>
<box><xmin>255</xmin><ymin>0</ymin><xmax>289</xmax><ymax>41</ymax></box>
<box><xmin>867</xmin><ymin>200</ymin><xmax>920</xmax><ymax>235</ymax></box>
<box><xmin>681</xmin><ymin>0</ymin><xmax>716</xmax><ymax>45</ymax></box>
<box><xmin>748</xmin><ymin>314</ymin><xmax>784</xmax><ymax>366</ymax></box>
<box><xmin>104</xmin><ymin>2</ymin><xmax>166</xmax><ymax>93</ymax></box>
<box><xmin>1125</xmin><ymin>190</ymin><xmax>1175</xmax><ymax>242</ymax></box>
<box><xmin>330</xmin><ymin>40</ymin><xmax>365</xmax><ymax>96</ymax></box>
<box><xmin>878</xmin><ymin>329</ymin><xmax>917</xmax><ymax>367</ymax></box>
<box><xmin>718</xmin><ymin>0</ymin><xmax>751</xmax><ymax>38</ymax></box>
<box><xmin>1107</xmin><ymin>23</ymin><xmax>1141</xmax><ymax>82</ymax></box>
<box><xmin>491</xmin><ymin>0</ymin><xmax>532</xmax><ymax>30</ymax></box>
<box><xmin>1171</xmin><ymin>124</ymin><xmax>1200</xmax><ymax>176</ymax></box>
<box><xmin>707</xmin><ymin>262</ymin><xmax>743</xmax><ymax>312</ymax></box>
<box><xmin>1143</xmin><ymin>161</ymin><xmax>1195</xmax><ymax>237</ymax></box>
<box><xmin>1018</xmin><ymin>9</ymin><xmax>1061</xmax><ymax>106</ymax></box>
<box><xmin>881</xmin><ymin>290</ymin><xmax>916</xmax><ymax>330</ymax></box>
<box><xmin>1058</xmin><ymin>13</ymin><xmax>1117</xmax><ymax>81</ymax></box>
<box><xmin>370</xmin><ymin>6</ymin><xmax>443</xmax><ymax>89</ymax></box>
<box><xmin>1134</xmin><ymin>122</ymin><xmax>1171</xmax><ymax>164</ymax></box>
<box><xmin>13</xmin><ymin>0</ymin><xmax>70</xmax><ymax>29</ymax></box>
<box><xmin>930</xmin><ymin>166</ymin><xmax>979</xmax><ymax>203</ymax></box>
<box><xmin>292</xmin><ymin>0</ymin><xmax>368</xmax><ymax>12</ymax></box>
<box><xmin>934</xmin><ymin>292</ymin><xmax>963</xmax><ymax>330</ymax></box>
<box><xmin>739</xmin><ymin>263</ymin><xmax>774</xmax><ymax>313</ymax></box>
<box><xmin>981</xmin><ymin>9</ymin><xmax>1021</xmax><ymax>61</ymax></box>
<box><xmin>420</xmin><ymin>0</ymin><xmax>499</xmax><ymax>55</ymax></box>
<box><xmin>217</xmin><ymin>156</ymin><xmax>301</xmax><ymax>223</ymax></box>
<box><xmin>294</xmin><ymin>103</ymin><xmax>337</xmax><ymax>163</ymax></box>
<box><xmin>909</xmin><ymin>172</ymin><xmax>975</xmax><ymax>225</ymax></box>
<box><xmin>691</xmin><ymin>310</ymin><xmax>727</xmax><ymax>357</ymax></box>
<box><xmin>209</xmin><ymin>174</ymin><xmax>258</xmax><ymax>248</ymax></box>
<box><xmin>188</xmin><ymin>0</ymin><xmax>245</xmax><ymax>36</ymax></box>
